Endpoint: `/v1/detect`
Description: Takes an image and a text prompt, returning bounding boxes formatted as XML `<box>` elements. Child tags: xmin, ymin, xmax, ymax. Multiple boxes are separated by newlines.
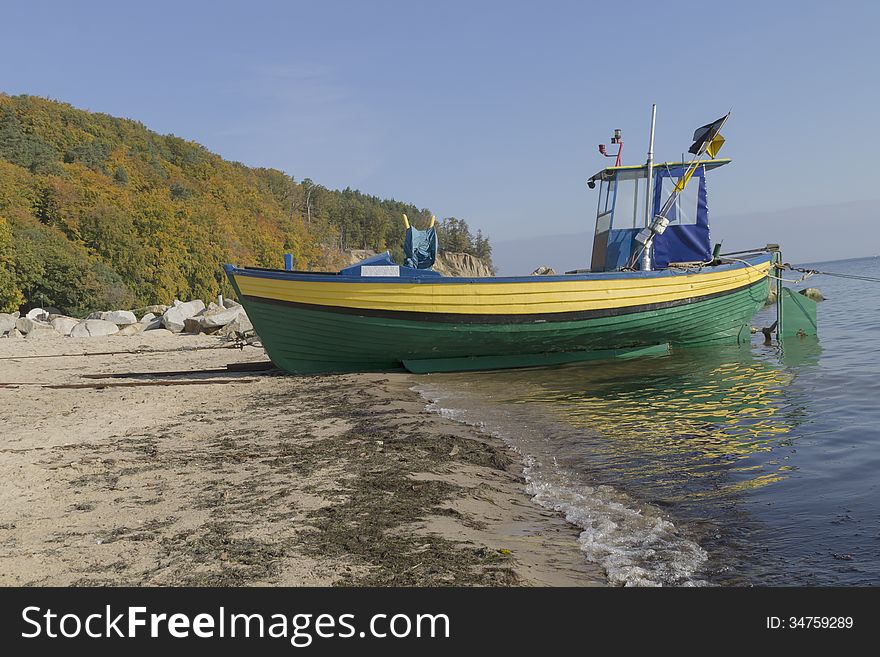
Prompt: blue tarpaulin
<box><xmin>404</xmin><ymin>225</ymin><xmax>439</xmax><ymax>269</ymax></box>
<box><xmin>651</xmin><ymin>166</ymin><xmax>711</xmax><ymax>268</ymax></box>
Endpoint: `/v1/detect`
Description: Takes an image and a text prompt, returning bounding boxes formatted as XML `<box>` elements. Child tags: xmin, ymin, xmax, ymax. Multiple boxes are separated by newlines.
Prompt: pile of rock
<box><xmin>0</xmin><ymin>298</ymin><xmax>254</xmax><ymax>340</ymax></box>
<box><xmin>158</xmin><ymin>298</ymin><xmax>254</xmax><ymax>336</ymax></box>
<box><xmin>0</xmin><ymin>307</ymin><xmax>81</xmax><ymax>340</ymax></box>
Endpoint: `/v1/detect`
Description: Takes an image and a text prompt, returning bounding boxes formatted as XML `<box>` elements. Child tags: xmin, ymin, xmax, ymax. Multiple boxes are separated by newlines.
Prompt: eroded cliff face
<box><xmin>433</xmin><ymin>252</ymin><xmax>494</xmax><ymax>277</ymax></box>
<box><xmin>339</xmin><ymin>250</ymin><xmax>494</xmax><ymax>277</ymax></box>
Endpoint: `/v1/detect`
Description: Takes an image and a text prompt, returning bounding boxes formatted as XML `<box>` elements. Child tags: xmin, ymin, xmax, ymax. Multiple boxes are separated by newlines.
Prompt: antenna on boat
<box><xmin>642</xmin><ymin>104</ymin><xmax>657</xmax><ymax>270</ymax></box>
<box><xmin>598</xmin><ymin>129</ymin><xmax>624</xmax><ymax>167</ymax></box>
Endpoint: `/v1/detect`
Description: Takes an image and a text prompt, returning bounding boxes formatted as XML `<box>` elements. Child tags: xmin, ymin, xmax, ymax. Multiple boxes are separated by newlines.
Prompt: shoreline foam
<box><xmin>416</xmin><ymin>383</ymin><xmax>709</xmax><ymax>586</ymax></box>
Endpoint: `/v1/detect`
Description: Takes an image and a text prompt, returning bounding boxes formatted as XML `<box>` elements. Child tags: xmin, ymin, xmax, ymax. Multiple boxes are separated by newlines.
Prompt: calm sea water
<box><xmin>416</xmin><ymin>256</ymin><xmax>880</xmax><ymax>586</ymax></box>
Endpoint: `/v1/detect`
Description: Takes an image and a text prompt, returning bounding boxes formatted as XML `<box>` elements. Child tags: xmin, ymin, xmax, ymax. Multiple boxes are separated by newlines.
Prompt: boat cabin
<box><xmin>587</xmin><ymin>158</ymin><xmax>730</xmax><ymax>272</ymax></box>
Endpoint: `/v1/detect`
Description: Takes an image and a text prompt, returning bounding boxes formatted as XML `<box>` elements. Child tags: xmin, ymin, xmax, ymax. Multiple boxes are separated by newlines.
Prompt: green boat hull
<box><xmin>231</xmin><ymin>277</ymin><xmax>769</xmax><ymax>374</ymax></box>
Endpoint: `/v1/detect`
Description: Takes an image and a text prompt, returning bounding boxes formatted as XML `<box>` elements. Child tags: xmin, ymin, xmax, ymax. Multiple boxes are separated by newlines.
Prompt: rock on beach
<box><xmin>197</xmin><ymin>304</ymin><xmax>246</xmax><ymax>330</ymax></box>
<box><xmin>162</xmin><ymin>300</ymin><xmax>206</xmax><ymax>333</ymax></box>
<box><xmin>16</xmin><ymin>317</ymin><xmax>52</xmax><ymax>334</ymax></box>
<box><xmin>220</xmin><ymin>312</ymin><xmax>254</xmax><ymax>336</ymax></box>
<box><xmin>182</xmin><ymin>317</ymin><xmax>202</xmax><ymax>334</ymax></box>
<box><xmin>50</xmin><ymin>317</ymin><xmax>80</xmax><ymax>336</ymax></box>
<box><xmin>139</xmin><ymin>312</ymin><xmax>163</xmax><ymax>330</ymax></box>
<box><xmin>25</xmin><ymin>307</ymin><xmax>49</xmax><ymax>321</ymax></box>
<box><xmin>0</xmin><ymin>312</ymin><xmax>19</xmax><ymax>335</ymax></box>
<box><xmin>102</xmin><ymin>310</ymin><xmax>138</xmax><ymax>325</ymax></box>
<box><xmin>133</xmin><ymin>304</ymin><xmax>169</xmax><ymax>317</ymax></box>
<box><xmin>70</xmin><ymin>319</ymin><xmax>120</xmax><ymax>337</ymax></box>
<box><xmin>116</xmin><ymin>323</ymin><xmax>146</xmax><ymax>336</ymax></box>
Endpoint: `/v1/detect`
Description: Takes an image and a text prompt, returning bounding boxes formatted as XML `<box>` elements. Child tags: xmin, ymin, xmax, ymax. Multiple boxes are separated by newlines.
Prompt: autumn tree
<box><xmin>0</xmin><ymin>92</ymin><xmax>494</xmax><ymax>316</ymax></box>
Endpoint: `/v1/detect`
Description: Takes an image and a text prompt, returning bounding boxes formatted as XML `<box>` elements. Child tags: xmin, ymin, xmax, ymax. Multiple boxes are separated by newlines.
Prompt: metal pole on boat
<box><xmin>642</xmin><ymin>104</ymin><xmax>657</xmax><ymax>271</ymax></box>
<box><xmin>775</xmin><ymin>251</ymin><xmax>784</xmax><ymax>340</ymax></box>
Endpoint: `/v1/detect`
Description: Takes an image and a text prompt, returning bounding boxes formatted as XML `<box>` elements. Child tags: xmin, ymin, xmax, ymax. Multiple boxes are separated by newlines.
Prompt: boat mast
<box><xmin>642</xmin><ymin>104</ymin><xmax>657</xmax><ymax>270</ymax></box>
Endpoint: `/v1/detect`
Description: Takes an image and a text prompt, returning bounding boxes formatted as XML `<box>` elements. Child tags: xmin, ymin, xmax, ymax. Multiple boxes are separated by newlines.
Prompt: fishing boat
<box><xmin>225</xmin><ymin>108</ymin><xmax>778</xmax><ymax>374</ymax></box>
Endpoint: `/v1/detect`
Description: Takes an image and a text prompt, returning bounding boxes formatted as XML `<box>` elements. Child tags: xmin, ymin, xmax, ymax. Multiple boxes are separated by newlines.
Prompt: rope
<box><xmin>712</xmin><ymin>257</ymin><xmax>812</xmax><ymax>284</ymax></box>
<box><xmin>786</xmin><ymin>265</ymin><xmax>880</xmax><ymax>284</ymax></box>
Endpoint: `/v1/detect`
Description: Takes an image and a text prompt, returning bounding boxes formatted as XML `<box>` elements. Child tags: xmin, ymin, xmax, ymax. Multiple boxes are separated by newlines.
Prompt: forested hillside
<box><xmin>0</xmin><ymin>94</ymin><xmax>493</xmax><ymax>315</ymax></box>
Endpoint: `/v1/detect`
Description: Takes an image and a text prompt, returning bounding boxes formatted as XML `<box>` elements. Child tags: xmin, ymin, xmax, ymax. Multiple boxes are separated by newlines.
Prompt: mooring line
<box><xmin>785</xmin><ymin>265</ymin><xmax>880</xmax><ymax>283</ymax></box>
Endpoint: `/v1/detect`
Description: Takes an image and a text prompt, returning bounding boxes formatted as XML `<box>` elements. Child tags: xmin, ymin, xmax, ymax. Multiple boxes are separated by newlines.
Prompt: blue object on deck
<box><xmin>284</xmin><ymin>253</ymin><xmax>294</xmax><ymax>271</ymax></box>
<box><xmin>404</xmin><ymin>225</ymin><xmax>439</xmax><ymax>269</ymax></box>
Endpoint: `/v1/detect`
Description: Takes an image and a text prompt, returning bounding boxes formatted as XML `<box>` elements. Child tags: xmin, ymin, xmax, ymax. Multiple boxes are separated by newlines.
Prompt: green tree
<box><xmin>474</xmin><ymin>229</ymin><xmax>492</xmax><ymax>261</ymax></box>
<box><xmin>11</xmin><ymin>225</ymin><xmax>124</xmax><ymax>315</ymax></box>
<box><xmin>114</xmin><ymin>165</ymin><xmax>129</xmax><ymax>185</ymax></box>
<box><xmin>63</xmin><ymin>139</ymin><xmax>111</xmax><ymax>172</ymax></box>
<box><xmin>169</xmin><ymin>181</ymin><xmax>194</xmax><ymax>200</ymax></box>
<box><xmin>0</xmin><ymin>107</ymin><xmax>59</xmax><ymax>173</ymax></box>
<box><xmin>0</xmin><ymin>216</ymin><xmax>23</xmax><ymax>311</ymax></box>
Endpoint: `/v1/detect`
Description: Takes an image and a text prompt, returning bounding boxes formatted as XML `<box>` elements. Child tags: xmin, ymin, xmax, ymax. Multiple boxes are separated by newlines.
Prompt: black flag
<box><xmin>688</xmin><ymin>114</ymin><xmax>729</xmax><ymax>156</ymax></box>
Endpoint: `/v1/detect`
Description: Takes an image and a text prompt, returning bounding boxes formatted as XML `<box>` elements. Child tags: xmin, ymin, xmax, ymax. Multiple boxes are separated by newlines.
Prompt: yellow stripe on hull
<box><xmin>234</xmin><ymin>261</ymin><xmax>771</xmax><ymax>316</ymax></box>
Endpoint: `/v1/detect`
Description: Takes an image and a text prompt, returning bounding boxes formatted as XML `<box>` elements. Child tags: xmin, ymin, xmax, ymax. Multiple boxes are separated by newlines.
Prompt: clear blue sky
<box><xmin>2</xmin><ymin>0</ymin><xmax>878</xmax><ymax>248</ymax></box>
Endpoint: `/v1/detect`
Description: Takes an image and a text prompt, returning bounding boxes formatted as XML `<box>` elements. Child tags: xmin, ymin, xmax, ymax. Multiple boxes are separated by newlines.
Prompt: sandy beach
<box><xmin>0</xmin><ymin>334</ymin><xmax>603</xmax><ymax>586</ymax></box>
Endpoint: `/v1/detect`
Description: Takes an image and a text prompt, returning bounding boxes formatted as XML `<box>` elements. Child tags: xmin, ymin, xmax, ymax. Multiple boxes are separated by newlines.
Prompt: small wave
<box><xmin>420</xmin><ymin>387</ymin><xmax>708</xmax><ymax>586</ymax></box>
<box><xmin>522</xmin><ymin>456</ymin><xmax>707</xmax><ymax>586</ymax></box>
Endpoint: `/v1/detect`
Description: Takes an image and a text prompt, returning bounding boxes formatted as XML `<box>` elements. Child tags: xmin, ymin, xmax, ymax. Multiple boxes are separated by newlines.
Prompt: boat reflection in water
<box><xmin>515</xmin><ymin>344</ymin><xmax>813</xmax><ymax>498</ymax></box>
<box><xmin>418</xmin><ymin>341</ymin><xmax>822</xmax><ymax>585</ymax></box>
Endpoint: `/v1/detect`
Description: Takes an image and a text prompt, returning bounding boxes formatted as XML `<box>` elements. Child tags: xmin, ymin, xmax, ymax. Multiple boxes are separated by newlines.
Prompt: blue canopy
<box><xmin>590</xmin><ymin>160</ymin><xmax>721</xmax><ymax>271</ymax></box>
<box><xmin>651</xmin><ymin>165</ymin><xmax>710</xmax><ymax>268</ymax></box>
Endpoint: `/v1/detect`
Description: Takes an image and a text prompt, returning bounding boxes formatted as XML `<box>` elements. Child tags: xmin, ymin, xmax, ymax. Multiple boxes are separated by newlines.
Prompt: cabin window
<box><xmin>658</xmin><ymin>175</ymin><xmax>700</xmax><ymax>225</ymax></box>
<box><xmin>598</xmin><ymin>179</ymin><xmax>613</xmax><ymax>215</ymax></box>
<box><xmin>611</xmin><ymin>173</ymin><xmax>648</xmax><ymax>228</ymax></box>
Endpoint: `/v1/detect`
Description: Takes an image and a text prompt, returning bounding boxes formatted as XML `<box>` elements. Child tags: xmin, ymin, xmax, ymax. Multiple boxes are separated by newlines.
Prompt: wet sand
<box><xmin>0</xmin><ymin>334</ymin><xmax>604</xmax><ymax>586</ymax></box>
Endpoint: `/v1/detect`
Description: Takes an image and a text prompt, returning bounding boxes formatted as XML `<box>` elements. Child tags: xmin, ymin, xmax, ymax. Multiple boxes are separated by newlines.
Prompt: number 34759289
<box><xmin>766</xmin><ymin>617</ymin><xmax>853</xmax><ymax>630</ymax></box>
